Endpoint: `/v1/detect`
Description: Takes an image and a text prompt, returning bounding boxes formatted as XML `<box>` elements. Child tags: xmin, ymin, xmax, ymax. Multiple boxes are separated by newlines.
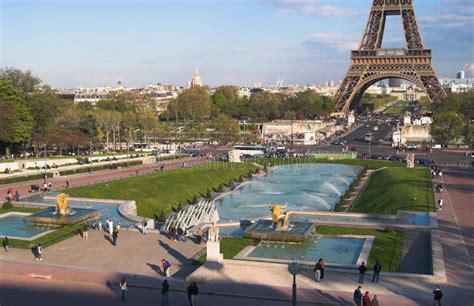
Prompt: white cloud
<box><xmin>260</xmin><ymin>0</ymin><xmax>361</xmax><ymax>17</ymax></box>
<box><xmin>463</xmin><ymin>63</ymin><xmax>474</xmax><ymax>76</ymax></box>
<box><xmin>305</xmin><ymin>33</ymin><xmax>359</xmax><ymax>52</ymax></box>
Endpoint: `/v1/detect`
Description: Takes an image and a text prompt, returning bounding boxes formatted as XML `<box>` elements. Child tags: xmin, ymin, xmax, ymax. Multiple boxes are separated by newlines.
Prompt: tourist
<box><xmin>438</xmin><ymin>171</ymin><xmax>443</xmax><ymax>180</ymax></box>
<box><xmin>36</xmin><ymin>244</ymin><xmax>42</xmax><ymax>261</ymax></box>
<box><xmin>98</xmin><ymin>220</ymin><xmax>102</xmax><ymax>231</ymax></box>
<box><xmin>141</xmin><ymin>218</ymin><xmax>148</xmax><ymax>235</ymax></box>
<box><xmin>120</xmin><ymin>278</ymin><xmax>128</xmax><ymax>301</ymax></box>
<box><xmin>162</xmin><ymin>259</ymin><xmax>171</xmax><ymax>277</ymax></box>
<box><xmin>135</xmin><ymin>169</ymin><xmax>139</xmax><ymax>176</ymax></box>
<box><xmin>438</xmin><ymin>198</ymin><xmax>443</xmax><ymax>210</ymax></box>
<box><xmin>358</xmin><ymin>262</ymin><xmax>367</xmax><ymax>284</ymax></box>
<box><xmin>161</xmin><ymin>279</ymin><xmax>170</xmax><ymax>306</ymax></box>
<box><xmin>112</xmin><ymin>228</ymin><xmax>118</xmax><ymax>246</ymax></box>
<box><xmin>362</xmin><ymin>291</ymin><xmax>371</xmax><ymax>306</ymax></box>
<box><xmin>42</xmin><ymin>181</ymin><xmax>48</xmax><ymax>192</ymax></box>
<box><xmin>15</xmin><ymin>190</ymin><xmax>20</xmax><ymax>202</ymax></box>
<box><xmin>177</xmin><ymin>227</ymin><xmax>184</xmax><ymax>242</ymax></box>
<box><xmin>372</xmin><ymin>259</ymin><xmax>381</xmax><ymax>282</ymax></box>
<box><xmin>372</xmin><ymin>295</ymin><xmax>379</xmax><ymax>306</ymax></box>
<box><xmin>48</xmin><ymin>182</ymin><xmax>52</xmax><ymax>192</ymax></box>
<box><xmin>432</xmin><ymin>285</ymin><xmax>443</xmax><ymax>306</ymax></box>
<box><xmin>82</xmin><ymin>224</ymin><xmax>89</xmax><ymax>240</ymax></box>
<box><xmin>3</xmin><ymin>237</ymin><xmax>9</xmax><ymax>252</ymax></box>
<box><xmin>195</xmin><ymin>227</ymin><xmax>202</xmax><ymax>244</ymax></box>
<box><xmin>170</xmin><ymin>227</ymin><xmax>177</xmax><ymax>241</ymax></box>
<box><xmin>353</xmin><ymin>286</ymin><xmax>363</xmax><ymax>306</ymax></box>
<box><xmin>313</xmin><ymin>259</ymin><xmax>322</xmax><ymax>282</ymax></box>
<box><xmin>109</xmin><ymin>219</ymin><xmax>114</xmax><ymax>235</ymax></box>
<box><xmin>66</xmin><ymin>180</ymin><xmax>70</xmax><ymax>188</ymax></box>
<box><xmin>320</xmin><ymin>258</ymin><xmax>326</xmax><ymax>279</ymax></box>
<box><xmin>187</xmin><ymin>282</ymin><xmax>198</xmax><ymax>306</ymax></box>
<box><xmin>160</xmin><ymin>165</ymin><xmax>164</xmax><ymax>172</ymax></box>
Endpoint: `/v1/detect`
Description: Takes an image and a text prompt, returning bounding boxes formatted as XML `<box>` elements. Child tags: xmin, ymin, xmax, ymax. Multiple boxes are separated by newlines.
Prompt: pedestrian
<box><xmin>171</xmin><ymin>227</ymin><xmax>177</xmax><ymax>241</ymax></box>
<box><xmin>187</xmin><ymin>282</ymin><xmax>198</xmax><ymax>306</ymax></box>
<box><xmin>362</xmin><ymin>291</ymin><xmax>371</xmax><ymax>306</ymax></box>
<box><xmin>135</xmin><ymin>169</ymin><xmax>139</xmax><ymax>176</ymax></box>
<box><xmin>48</xmin><ymin>182</ymin><xmax>52</xmax><ymax>192</ymax></box>
<box><xmin>320</xmin><ymin>258</ymin><xmax>326</xmax><ymax>279</ymax></box>
<box><xmin>36</xmin><ymin>243</ymin><xmax>42</xmax><ymax>261</ymax></box>
<box><xmin>120</xmin><ymin>277</ymin><xmax>127</xmax><ymax>301</ymax></box>
<box><xmin>161</xmin><ymin>279</ymin><xmax>170</xmax><ymax>306</ymax></box>
<box><xmin>141</xmin><ymin>218</ymin><xmax>148</xmax><ymax>235</ymax></box>
<box><xmin>433</xmin><ymin>285</ymin><xmax>443</xmax><ymax>306</ymax></box>
<box><xmin>438</xmin><ymin>198</ymin><xmax>443</xmax><ymax>210</ymax></box>
<box><xmin>372</xmin><ymin>295</ymin><xmax>379</xmax><ymax>306</ymax></box>
<box><xmin>438</xmin><ymin>171</ymin><xmax>443</xmax><ymax>180</ymax></box>
<box><xmin>353</xmin><ymin>286</ymin><xmax>363</xmax><ymax>306</ymax></box>
<box><xmin>82</xmin><ymin>224</ymin><xmax>89</xmax><ymax>239</ymax></box>
<box><xmin>3</xmin><ymin>237</ymin><xmax>9</xmax><ymax>252</ymax></box>
<box><xmin>160</xmin><ymin>165</ymin><xmax>164</xmax><ymax>172</ymax></box>
<box><xmin>313</xmin><ymin>259</ymin><xmax>322</xmax><ymax>282</ymax></box>
<box><xmin>15</xmin><ymin>190</ymin><xmax>20</xmax><ymax>202</ymax></box>
<box><xmin>98</xmin><ymin>220</ymin><xmax>102</xmax><ymax>231</ymax></box>
<box><xmin>358</xmin><ymin>262</ymin><xmax>367</xmax><ymax>284</ymax></box>
<box><xmin>109</xmin><ymin>219</ymin><xmax>114</xmax><ymax>235</ymax></box>
<box><xmin>66</xmin><ymin>180</ymin><xmax>70</xmax><ymax>188</ymax></box>
<box><xmin>112</xmin><ymin>228</ymin><xmax>118</xmax><ymax>246</ymax></box>
<box><xmin>372</xmin><ymin>259</ymin><xmax>381</xmax><ymax>282</ymax></box>
<box><xmin>177</xmin><ymin>227</ymin><xmax>184</xmax><ymax>242</ymax></box>
<box><xmin>161</xmin><ymin>259</ymin><xmax>171</xmax><ymax>277</ymax></box>
<box><xmin>195</xmin><ymin>227</ymin><xmax>202</xmax><ymax>244</ymax></box>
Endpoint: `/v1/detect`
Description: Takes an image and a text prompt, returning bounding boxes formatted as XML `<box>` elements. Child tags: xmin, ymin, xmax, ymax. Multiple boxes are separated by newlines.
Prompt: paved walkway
<box><xmin>0</xmin><ymin>157</ymin><xmax>209</xmax><ymax>198</ymax></box>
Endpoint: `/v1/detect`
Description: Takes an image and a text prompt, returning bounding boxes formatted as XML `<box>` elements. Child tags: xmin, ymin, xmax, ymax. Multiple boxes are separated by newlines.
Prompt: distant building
<box><xmin>188</xmin><ymin>67</ymin><xmax>204</xmax><ymax>88</ymax></box>
<box><xmin>442</xmin><ymin>77</ymin><xmax>473</xmax><ymax>93</ymax></box>
<box><xmin>457</xmin><ymin>71</ymin><xmax>465</xmax><ymax>80</ymax></box>
<box><xmin>389</xmin><ymin>78</ymin><xmax>402</xmax><ymax>88</ymax></box>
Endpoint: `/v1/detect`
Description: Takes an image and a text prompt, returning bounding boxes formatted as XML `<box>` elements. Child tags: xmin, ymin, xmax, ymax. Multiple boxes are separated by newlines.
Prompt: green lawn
<box><xmin>7</xmin><ymin>224</ymin><xmax>82</xmax><ymax>249</ymax></box>
<box><xmin>195</xmin><ymin>237</ymin><xmax>254</xmax><ymax>264</ymax></box>
<box><xmin>384</xmin><ymin>101</ymin><xmax>417</xmax><ymax>115</ymax></box>
<box><xmin>0</xmin><ymin>206</ymin><xmax>42</xmax><ymax>214</ymax></box>
<box><xmin>66</xmin><ymin>162</ymin><xmax>257</xmax><ymax>218</ymax></box>
<box><xmin>316</xmin><ymin>226</ymin><xmax>403</xmax><ymax>272</ymax></box>
<box><xmin>351</xmin><ymin>167</ymin><xmax>435</xmax><ymax>214</ymax></box>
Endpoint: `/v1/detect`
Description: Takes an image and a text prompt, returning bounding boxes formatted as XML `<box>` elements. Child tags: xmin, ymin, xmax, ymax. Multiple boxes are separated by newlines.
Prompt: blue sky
<box><xmin>1</xmin><ymin>0</ymin><xmax>473</xmax><ymax>87</ymax></box>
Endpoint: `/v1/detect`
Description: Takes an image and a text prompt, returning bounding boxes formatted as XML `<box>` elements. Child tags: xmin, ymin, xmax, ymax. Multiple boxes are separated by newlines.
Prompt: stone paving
<box><xmin>0</xmin><ymin>230</ymin><xmax>204</xmax><ymax>279</ymax></box>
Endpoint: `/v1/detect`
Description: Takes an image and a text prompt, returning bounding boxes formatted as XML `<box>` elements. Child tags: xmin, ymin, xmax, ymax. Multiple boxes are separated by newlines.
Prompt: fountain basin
<box><xmin>243</xmin><ymin>220</ymin><xmax>315</xmax><ymax>242</ymax></box>
<box><xmin>25</xmin><ymin>207</ymin><xmax>101</xmax><ymax>226</ymax></box>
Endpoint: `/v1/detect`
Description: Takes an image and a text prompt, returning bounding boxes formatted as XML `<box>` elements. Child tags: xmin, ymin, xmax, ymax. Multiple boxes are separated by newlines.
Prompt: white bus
<box><xmin>233</xmin><ymin>145</ymin><xmax>266</xmax><ymax>156</ymax></box>
<box><xmin>130</xmin><ymin>143</ymin><xmax>154</xmax><ymax>152</ymax></box>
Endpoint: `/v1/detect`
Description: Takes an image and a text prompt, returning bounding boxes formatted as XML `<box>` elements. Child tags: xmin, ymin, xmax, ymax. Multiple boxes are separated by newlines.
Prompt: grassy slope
<box><xmin>257</xmin><ymin>158</ymin><xmax>404</xmax><ymax>169</ymax></box>
<box><xmin>66</xmin><ymin>162</ymin><xmax>257</xmax><ymax>218</ymax></box>
<box><xmin>316</xmin><ymin>226</ymin><xmax>403</xmax><ymax>272</ymax></box>
<box><xmin>350</xmin><ymin>167</ymin><xmax>434</xmax><ymax>214</ymax></box>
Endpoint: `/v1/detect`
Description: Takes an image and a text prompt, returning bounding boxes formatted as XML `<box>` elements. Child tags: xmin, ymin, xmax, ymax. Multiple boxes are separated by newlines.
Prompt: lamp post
<box><xmin>288</xmin><ymin>261</ymin><xmax>300</xmax><ymax>306</ymax></box>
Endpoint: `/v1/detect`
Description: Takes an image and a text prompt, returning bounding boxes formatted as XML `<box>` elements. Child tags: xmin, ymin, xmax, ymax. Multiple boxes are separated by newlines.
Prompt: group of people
<box><xmin>5</xmin><ymin>187</ymin><xmax>20</xmax><ymax>202</ymax></box>
<box><xmin>103</xmin><ymin>218</ymin><xmax>120</xmax><ymax>246</ymax></box>
<box><xmin>353</xmin><ymin>286</ymin><xmax>379</xmax><ymax>306</ymax></box>
<box><xmin>314</xmin><ymin>259</ymin><xmax>382</xmax><ymax>285</ymax></box>
<box><xmin>169</xmin><ymin>226</ymin><xmax>187</xmax><ymax>242</ymax></box>
<box><xmin>430</xmin><ymin>165</ymin><xmax>443</xmax><ymax>180</ymax></box>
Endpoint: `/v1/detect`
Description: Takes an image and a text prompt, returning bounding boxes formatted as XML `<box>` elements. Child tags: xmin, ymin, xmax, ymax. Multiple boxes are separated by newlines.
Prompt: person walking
<box><xmin>120</xmin><ymin>278</ymin><xmax>127</xmax><ymax>301</ymax></box>
<box><xmin>372</xmin><ymin>259</ymin><xmax>381</xmax><ymax>282</ymax></box>
<box><xmin>362</xmin><ymin>291</ymin><xmax>372</xmax><ymax>306</ymax></box>
<box><xmin>141</xmin><ymin>218</ymin><xmax>148</xmax><ymax>235</ymax></box>
<box><xmin>66</xmin><ymin>180</ymin><xmax>70</xmax><ymax>188</ymax></box>
<box><xmin>161</xmin><ymin>279</ymin><xmax>170</xmax><ymax>306</ymax></box>
<box><xmin>372</xmin><ymin>295</ymin><xmax>379</xmax><ymax>306</ymax></box>
<box><xmin>353</xmin><ymin>286</ymin><xmax>363</xmax><ymax>306</ymax></box>
<box><xmin>433</xmin><ymin>285</ymin><xmax>443</xmax><ymax>306</ymax></box>
<box><xmin>82</xmin><ymin>224</ymin><xmax>89</xmax><ymax>240</ymax></box>
<box><xmin>112</xmin><ymin>228</ymin><xmax>118</xmax><ymax>246</ymax></box>
<box><xmin>320</xmin><ymin>258</ymin><xmax>326</xmax><ymax>279</ymax></box>
<box><xmin>177</xmin><ymin>227</ymin><xmax>184</xmax><ymax>242</ymax></box>
<box><xmin>195</xmin><ymin>227</ymin><xmax>202</xmax><ymax>244</ymax></box>
<box><xmin>187</xmin><ymin>282</ymin><xmax>198</xmax><ymax>306</ymax></box>
<box><xmin>15</xmin><ymin>190</ymin><xmax>20</xmax><ymax>202</ymax></box>
<box><xmin>98</xmin><ymin>220</ymin><xmax>102</xmax><ymax>231</ymax></box>
<box><xmin>161</xmin><ymin>259</ymin><xmax>171</xmax><ymax>277</ymax></box>
<box><xmin>438</xmin><ymin>198</ymin><xmax>443</xmax><ymax>210</ymax></box>
<box><xmin>313</xmin><ymin>259</ymin><xmax>322</xmax><ymax>282</ymax></box>
<box><xmin>36</xmin><ymin>244</ymin><xmax>42</xmax><ymax>261</ymax></box>
<box><xmin>358</xmin><ymin>262</ymin><xmax>367</xmax><ymax>284</ymax></box>
<box><xmin>109</xmin><ymin>219</ymin><xmax>114</xmax><ymax>235</ymax></box>
<box><xmin>3</xmin><ymin>237</ymin><xmax>9</xmax><ymax>252</ymax></box>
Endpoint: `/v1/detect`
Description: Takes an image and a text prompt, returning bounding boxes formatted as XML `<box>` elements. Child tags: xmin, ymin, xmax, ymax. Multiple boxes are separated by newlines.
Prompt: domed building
<box><xmin>188</xmin><ymin>67</ymin><xmax>204</xmax><ymax>88</ymax></box>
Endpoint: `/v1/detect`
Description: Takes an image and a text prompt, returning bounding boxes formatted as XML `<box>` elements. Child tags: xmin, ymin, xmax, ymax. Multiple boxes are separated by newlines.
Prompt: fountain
<box><xmin>26</xmin><ymin>194</ymin><xmax>100</xmax><ymax>227</ymax></box>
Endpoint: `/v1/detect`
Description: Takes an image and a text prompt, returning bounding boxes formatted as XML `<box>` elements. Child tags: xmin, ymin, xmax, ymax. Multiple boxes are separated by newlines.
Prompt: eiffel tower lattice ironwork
<box><xmin>334</xmin><ymin>0</ymin><xmax>446</xmax><ymax>113</ymax></box>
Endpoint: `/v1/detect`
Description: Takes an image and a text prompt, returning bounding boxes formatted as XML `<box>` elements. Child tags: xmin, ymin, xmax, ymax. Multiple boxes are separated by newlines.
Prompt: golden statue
<box><xmin>268</xmin><ymin>203</ymin><xmax>288</xmax><ymax>228</ymax></box>
<box><xmin>56</xmin><ymin>193</ymin><xmax>69</xmax><ymax>215</ymax></box>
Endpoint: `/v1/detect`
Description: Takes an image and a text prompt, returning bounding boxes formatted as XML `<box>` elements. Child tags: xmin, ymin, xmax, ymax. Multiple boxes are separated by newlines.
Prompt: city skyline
<box><xmin>1</xmin><ymin>0</ymin><xmax>473</xmax><ymax>88</ymax></box>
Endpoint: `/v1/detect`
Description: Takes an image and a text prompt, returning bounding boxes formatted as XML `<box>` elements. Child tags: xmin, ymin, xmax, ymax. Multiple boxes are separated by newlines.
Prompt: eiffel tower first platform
<box><xmin>334</xmin><ymin>0</ymin><xmax>446</xmax><ymax>113</ymax></box>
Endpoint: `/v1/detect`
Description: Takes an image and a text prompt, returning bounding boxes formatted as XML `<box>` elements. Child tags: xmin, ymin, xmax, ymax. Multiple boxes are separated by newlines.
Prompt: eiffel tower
<box><xmin>334</xmin><ymin>0</ymin><xmax>446</xmax><ymax>113</ymax></box>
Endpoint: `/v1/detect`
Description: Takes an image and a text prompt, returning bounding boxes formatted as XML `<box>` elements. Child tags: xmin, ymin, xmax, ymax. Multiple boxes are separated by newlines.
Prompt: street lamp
<box><xmin>288</xmin><ymin>261</ymin><xmax>300</xmax><ymax>306</ymax></box>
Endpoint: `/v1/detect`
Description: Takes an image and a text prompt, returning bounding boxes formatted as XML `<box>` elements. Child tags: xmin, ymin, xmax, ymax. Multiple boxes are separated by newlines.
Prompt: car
<box><xmin>432</xmin><ymin>144</ymin><xmax>442</xmax><ymax>149</ymax></box>
<box><xmin>406</xmin><ymin>144</ymin><xmax>417</xmax><ymax>151</ymax></box>
<box><xmin>373</xmin><ymin>126</ymin><xmax>379</xmax><ymax>131</ymax></box>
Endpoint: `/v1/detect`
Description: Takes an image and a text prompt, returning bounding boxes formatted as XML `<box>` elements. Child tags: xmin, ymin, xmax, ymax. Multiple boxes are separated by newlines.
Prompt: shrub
<box><xmin>205</xmin><ymin>189</ymin><xmax>212</xmax><ymax>199</ymax></box>
<box><xmin>157</xmin><ymin>210</ymin><xmax>166</xmax><ymax>222</ymax></box>
<box><xmin>237</xmin><ymin>175</ymin><xmax>243</xmax><ymax>183</ymax></box>
<box><xmin>215</xmin><ymin>183</ymin><xmax>224</xmax><ymax>193</ymax></box>
<box><xmin>2</xmin><ymin>201</ymin><xmax>14</xmax><ymax>209</ymax></box>
<box><xmin>246</xmin><ymin>171</ymin><xmax>253</xmax><ymax>179</ymax></box>
<box><xmin>192</xmin><ymin>195</ymin><xmax>199</xmax><ymax>204</ymax></box>
<box><xmin>177</xmin><ymin>202</ymin><xmax>184</xmax><ymax>212</ymax></box>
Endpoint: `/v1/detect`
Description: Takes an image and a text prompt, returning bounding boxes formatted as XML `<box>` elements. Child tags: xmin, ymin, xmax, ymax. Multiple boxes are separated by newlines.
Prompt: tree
<box><xmin>176</xmin><ymin>86</ymin><xmax>211</xmax><ymax>121</ymax></box>
<box><xmin>0</xmin><ymin>67</ymin><xmax>41</xmax><ymax>96</ymax></box>
<box><xmin>249</xmin><ymin>92</ymin><xmax>284</xmax><ymax>121</ymax></box>
<box><xmin>213</xmin><ymin>115</ymin><xmax>240</xmax><ymax>144</ymax></box>
<box><xmin>464</xmin><ymin>124</ymin><xmax>474</xmax><ymax>148</ymax></box>
<box><xmin>0</xmin><ymin>80</ymin><xmax>33</xmax><ymax>155</ymax></box>
<box><xmin>430</xmin><ymin>112</ymin><xmax>463</xmax><ymax>146</ymax></box>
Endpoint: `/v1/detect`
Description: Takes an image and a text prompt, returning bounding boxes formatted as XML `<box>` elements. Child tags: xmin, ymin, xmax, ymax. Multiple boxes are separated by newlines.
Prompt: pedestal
<box><xmin>206</xmin><ymin>240</ymin><xmax>223</xmax><ymax>263</ymax></box>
